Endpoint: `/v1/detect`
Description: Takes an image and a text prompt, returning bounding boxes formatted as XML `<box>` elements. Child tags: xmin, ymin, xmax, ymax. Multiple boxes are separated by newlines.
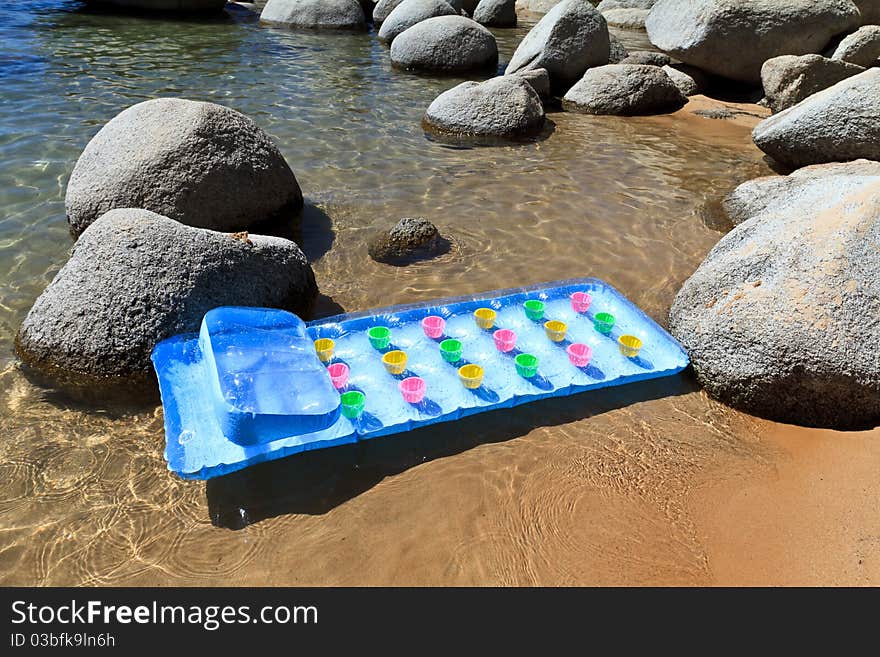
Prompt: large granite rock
<box><xmin>390</xmin><ymin>15</ymin><xmax>498</xmax><ymax>73</ymax></box>
<box><xmin>505</xmin><ymin>0</ymin><xmax>610</xmax><ymax>93</ymax></box>
<box><xmin>65</xmin><ymin>98</ymin><xmax>302</xmax><ymax>237</ymax></box>
<box><xmin>260</xmin><ymin>0</ymin><xmax>367</xmax><ymax>29</ymax></box>
<box><xmin>16</xmin><ymin>209</ymin><xmax>317</xmax><ymax>387</ymax></box>
<box><xmin>831</xmin><ymin>24</ymin><xmax>880</xmax><ymax>66</ymax></box>
<box><xmin>662</xmin><ymin>63</ymin><xmax>707</xmax><ymax>96</ymax></box>
<box><xmin>84</xmin><ymin>0</ymin><xmax>227</xmax><ymax>10</ymax></box>
<box><xmin>722</xmin><ymin>159</ymin><xmax>880</xmax><ymax>225</ymax></box>
<box><xmin>373</xmin><ymin>0</ymin><xmax>405</xmax><ymax>23</ymax></box>
<box><xmin>601</xmin><ymin>7</ymin><xmax>648</xmax><ymax>29</ymax></box>
<box><xmin>562</xmin><ymin>63</ymin><xmax>685</xmax><ymax>114</ymax></box>
<box><xmin>669</xmin><ymin>164</ymin><xmax>880</xmax><ymax>429</ymax></box>
<box><xmin>378</xmin><ymin>0</ymin><xmax>457</xmax><ymax>43</ymax></box>
<box><xmin>761</xmin><ymin>54</ymin><xmax>864</xmax><ymax>113</ymax></box>
<box><xmin>752</xmin><ymin>68</ymin><xmax>880</xmax><ymax>168</ymax></box>
<box><xmin>646</xmin><ymin>0</ymin><xmax>862</xmax><ymax>84</ymax></box>
<box><xmin>508</xmin><ymin>67</ymin><xmax>551</xmax><ymax>98</ymax></box>
<box><xmin>423</xmin><ymin>76</ymin><xmax>545</xmax><ymax>138</ymax></box>
<box><xmin>473</xmin><ymin>0</ymin><xmax>517</xmax><ymax>27</ymax></box>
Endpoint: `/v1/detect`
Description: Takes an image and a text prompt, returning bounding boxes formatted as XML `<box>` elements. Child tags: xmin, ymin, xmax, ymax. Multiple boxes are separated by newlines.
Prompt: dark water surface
<box><xmin>0</xmin><ymin>2</ymin><xmax>779</xmax><ymax>585</ymax></box>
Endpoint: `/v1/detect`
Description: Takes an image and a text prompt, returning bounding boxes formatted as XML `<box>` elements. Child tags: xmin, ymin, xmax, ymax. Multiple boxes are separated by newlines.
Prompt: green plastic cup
<box><xmin>368</xmin><ymin>326</ymin><xmax>391</xmax><ymax>350</ymax></box>
<box><xmin>340</xmin><ymin>390</ymin><xmax>365</xmax><ymax>419</ymax></box>
<box><xmin>439</xmin><ymin>338</ymin><xmax>462</xmax><ymax>363</ymax></box>
<box><xmin>523</xmin><ymin>300</ymin><xmax>545</xmax><ymax>321</ymax></box>
<box><xmin>514</xmin><ymin>353</ymin><xmax>539</xmax><ymax>378</ymax></box>
<box><xmin>594</xmin><ymin>312</ymin><xmax>615</xmax><ymax>335</ymax></box>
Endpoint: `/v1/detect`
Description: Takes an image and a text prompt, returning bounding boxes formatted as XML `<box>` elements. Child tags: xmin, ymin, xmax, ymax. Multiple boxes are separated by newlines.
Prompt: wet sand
<box><xmin>694</xmin><ymin>422</ymin><xmax>880</xmax><ymax>586</ymax></box>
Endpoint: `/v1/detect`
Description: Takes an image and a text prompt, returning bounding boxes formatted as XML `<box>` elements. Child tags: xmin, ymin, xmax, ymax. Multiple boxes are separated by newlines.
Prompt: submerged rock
<box><xmin>260</xmin><ymin>0</ymin><xmax>367</xmax><ymax>29</ymax></box>
<box><xmin>65</xmin><ymin>98</ymin><xmax>302</xmax><ymax>237</ymax></box>
<box><xmin>505</xmin><ymin>0</ymin><xmax>610</xmax><ymax>93</ymax></box>
<box><xmin>423</xmin><ymin>76</ymin><xmax>545</xmax><ymax>139</ymax></box>
<box><xmin>473</xmin><ymin>0</ymin><xmax>517</xmax><ymax>27</ymax></box>
<box><xmin>378</xmin><ymin>0</ymin><xmax>457</xmax><ymax>44</ymax></box>
<box><xmin>368</xmin><ymin>217</ymin><xmax>450</xmax><ymax>265</ymax></box>
<box><xmin>646</xmin><ymin>0</ymin><xmax>861</xmax><ymax>84</ymax></box>
<box><xmin>752</xmin><ymin>68</ymin><xmax>880</xmax><ymax>168</ymax></box>
<box><xmin>669</xmin><ymin>165</ymin><xmax>880</xmax><ymax>429</ymax></box>
<box><xmin>562</xmin><ymin>64</ymin><xmax>685</xmax><ymax>115</ymax></box>
<box><xmin>761</xmin><ymin>54</ymin><xmax>864</xmax><ymax>113</ymax></box>
<box><xmin>831</xmin><ymin>25</ymin><xmax>880</xmax><ymax>67</ymax></box>
<box><xmin>390</xmin><ymin>15</ymin><xmax>498</xmax><ymax>73</ymax></box>
<box><xmin>601</xmin><ymin>7</ymin><xmax>648</xmax><ymax>29</ymax></box>
<box><xmin>16</xmin><ymin>209</ymin><xmax>317</xmax><ymax>387</ymax></box>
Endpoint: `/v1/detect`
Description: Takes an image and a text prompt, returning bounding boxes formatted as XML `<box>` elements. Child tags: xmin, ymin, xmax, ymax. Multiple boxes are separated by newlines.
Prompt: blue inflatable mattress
<box><xmin>152</xmin><ymin>278</ymin><xmax>689</xmax><ymax>479</ymax></box>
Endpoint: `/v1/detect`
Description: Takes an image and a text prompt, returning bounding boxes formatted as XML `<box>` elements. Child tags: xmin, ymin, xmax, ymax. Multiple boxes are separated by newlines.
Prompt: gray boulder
<box><xmin>373</xmin><ymin>0</ymin><xmax>405</xmax><ymax>23</ymax></box>
<box><xmin>423</xmin><ymin>76</ymin><xmax>545</xmax><ymax>137</ymax></box>
<box><xmin>669</xmin><ymin>165</ymin><xmax>880</xmax><ymax>429</ymax></box>
<box><xmin>378</xmin><ymin>0</ymin><xmax>458</xmax><ymax>44</ymax></box>
<box><xmin>390</xmin><ymin>15</ymin><xmax>498</xmax><ymax>73</ymax></box>
<box><xmin>505</xmin><ymin>0</ymin><xmax>611</xmax><ymax>93</ymax></box>
<box><xmin>831</xmin><ymin>25</ymin><xmax>880</xmax><ymax>66</ymax></box>
<box><xmin>722</xmin><ymin>159</ymin><xmax>880</xmax><ymax>225</ymax></box>
<box><xmin>16</xmin><ymin>209</ymin><xmax>317</xmax><ymax>387</ymax></box>
<box><xmin>618</xmin><ymin>50</ymin><xmax>671</xmax><ymax>66</ymax></box>
<box><xmin>601</xmin><ymin>7</ymin><xmax>648</xmax><ymax>29</ymax></box>
<box><xmin>608</xmin><ymin>33</ymin><xmax>629</xmax><ymax>63</ymax></box>
<box><xmin>752</xmin><ymin>68</ymin><xmax>880</xmax><ymax>168</ymax></box>
<box><xmin>596</xmin><ymin>0</ymin><xmax>655</xmax><ymax>9</ymax></box>
<box><xmin>260</xmin><ymin>0</ymin><xmax>367</xmax><ymax>29</ymax></box>
<box><xmin>368</xmin><ymin>217</ymin><xmax>450</xmax><ymax>265</ymax></box>
<box><xmin>562</xmin><ymin>63</ymin><xmax>686</xmax><ymax>114</ymax></box>
<box><xmin>65</xmin><ymin>98</ymin><xmax>302</xmax><ymax>237</ymax></box>
<box><xmin>473</xmin><ymin>0</ymin><xmax>517</xmax><ymax>27</ymax></box>
<box><xmin>662</xmin><ymin>63</ymin><xmax>706</xmax><ymax>96</ymax></box>
<box><xmin>646</xmin><ymin>0</ymin><xmax>862</xmax><ymax>84</ymax></box>
<box><xmin>84</xmin><ymin>0</ymin><xmax>226</xmax><ymax>9</ymax></box>
<box><xmin>509</xmin><ymin>67</ymin><xmax>551</xmax><ymax>98</ymax></box>
<box><xmin>761</xmin><ymin>54</ymin><xmax>864</xmax><ymax>113</ymax></box>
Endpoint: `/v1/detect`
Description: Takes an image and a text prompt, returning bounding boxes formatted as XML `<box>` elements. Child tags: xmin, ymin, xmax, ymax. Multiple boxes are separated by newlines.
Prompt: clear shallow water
<box><xmin>0</xmin><ymin>2</ymin><xmax>779</xmax><ymax>585</ymax></box>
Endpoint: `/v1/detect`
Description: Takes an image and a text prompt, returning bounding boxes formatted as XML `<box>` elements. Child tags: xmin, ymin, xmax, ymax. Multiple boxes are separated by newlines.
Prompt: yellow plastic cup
<box><xmin>618</xmin><ymin>335</ymin><xmax>643</xmax><ymax>358</ymax></box>
<box><xmin>458</xmin><ymin>364</ymin><xmax>484</xmax><ymax>389</ymax></box>
<box><xmin>314</xmin><ymin>338</ymin><xmax>335</xmax><ymax>363</ymax></box>
<box><xmin>381</xmin><ymin>349</ymin><xmax>408</xmax><ymax>375</ymax></box>
<box><xmin>474</xmin><ymin>307</ymin><xmax>497</xmax><ymax>330</ymax></box>
<box><xmin>544</xmin><ymin>320</ymin><xmax>567</xmax><ymax>342</ymax></box>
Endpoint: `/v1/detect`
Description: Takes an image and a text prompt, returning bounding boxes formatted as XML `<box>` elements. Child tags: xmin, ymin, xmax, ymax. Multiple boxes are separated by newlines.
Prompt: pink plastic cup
<box><xmin>421</xmin><ymin>315</ymin><xmax>446</xmax><ymax>339</ymax></box>
<box><xmin>493</xmin><ymin>329</ymin><xmax>517</xmax><ymax>353</ymax></box>
<box><xmin>570</xmin><ymin>292</ymin><xmax>593</xmax><ymax>314</ymax></box>
<box><xmin>327</xmin><ymin>362</ymin><xmax>350</xmax><ymax>389</ymax></box>
<box><xmin>567</xmin><ymin>343</ymin><xmax>592</xmax><ymax>367</ymax></box>
<box><xmin>399</xmin><ymin>376</ymin><xmax>426</xmax><ymax>404</ymax></box>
